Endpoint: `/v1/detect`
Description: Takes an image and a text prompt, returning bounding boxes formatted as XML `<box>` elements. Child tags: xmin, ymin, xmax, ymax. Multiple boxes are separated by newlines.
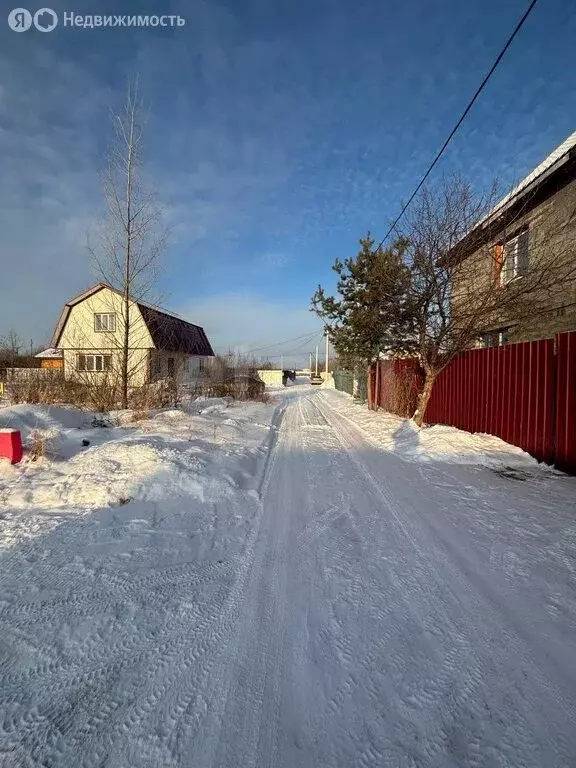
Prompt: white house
<box><xmin>50</xmin><ymin>283</ymin><xmax>215</xmax><ymax>386</ymax></box>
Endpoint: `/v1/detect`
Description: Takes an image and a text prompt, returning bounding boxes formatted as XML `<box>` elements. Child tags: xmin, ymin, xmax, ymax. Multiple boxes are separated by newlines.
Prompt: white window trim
<box><xmin>501</xmin><ymin>235</ymin><xmax>519</xmax><ymax>285</ymax></box>
<box><xmin>500</xmin><ymin>229</ymin><xmax>529</xmax><ymax>286</ymax></box>
<box><xmin>94</xmin><ymin>313</ymin><xmax>116</xmax><ymax>332</ymax></box>
<box><xmin>78</xmin><ymin>354</ymin><xmax>112</xmax><ymax>372</ymax></box>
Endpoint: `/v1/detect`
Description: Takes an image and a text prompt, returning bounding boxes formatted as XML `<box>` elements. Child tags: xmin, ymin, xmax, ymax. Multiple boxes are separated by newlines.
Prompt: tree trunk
<box><xmin>121</xmin><ymin>289</ymin><xmax>130</xmax><ymax>409</ymax></box>
<box><xmin>412</xmin><ymin>368</ymin><xmax>437</xmax><ymax>427</ymax></box>
<box><xmin>121</xmin><ymin>106</ymin><xmax>135</xmax><ymax>410</ymax></box>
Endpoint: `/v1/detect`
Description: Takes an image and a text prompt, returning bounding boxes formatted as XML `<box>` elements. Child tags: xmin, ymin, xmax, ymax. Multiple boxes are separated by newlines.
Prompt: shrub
<box><xmin>130</xmin><ymin>409</ymin><xmax>150</xmax><ymax>422</ymax></box>
<box><xmin>28</xmin><ymin>430</ymin><xmax>46</xmax><ymax>461</ymax></box>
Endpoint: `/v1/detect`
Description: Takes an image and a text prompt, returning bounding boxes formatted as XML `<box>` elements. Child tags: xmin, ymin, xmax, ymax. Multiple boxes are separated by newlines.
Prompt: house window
<box><xmin>78</xmin><ymin>354</ymin><xmax>112</xmax><ymax>372</ymax></box>
<box><xmin>199</xmin><ymin>358</ymin><xmax>206</xmax><ymax>373</ymax></box>
<box><xmin>94</xmin><ymin>313</ymin><xmax>116</xmax><ymax>332</ymax></box>
<box><xmin>482</xmin><ymin>327</ymin><xmax>510</xmax><ymax>348</ymax></box>
<box><xmin>500</xmin><ymin>229</ymin><xmax>529</xmax><ymax>285</ymax></box>
<box><xmin>167</xmin><ymin>357</ymin><xmax>175</xmax><ymax>377</ymax></box>
<box><xmin>150</xmin><ymin>355</ymin><xmax>161</xmax><ymax>379</ymax></box>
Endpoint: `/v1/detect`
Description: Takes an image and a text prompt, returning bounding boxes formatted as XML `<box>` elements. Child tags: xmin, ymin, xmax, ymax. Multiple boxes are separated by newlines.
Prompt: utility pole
<box><xmin>315</xmin><ymin>345</ymin><xmax>319</xmax><ymax>376</ymax></box>
<box><xmin>324</xmin><ymin>329</ymin><xmax>329</xmax><ymax>375</ymax></box>
<box><xmin>309</xmin><ymin>352</ymin><xmax>312</xmax><ymax>373</ymax></box>
<box><xmin>280</xmin><ymin>354</ymin><xmax>283</xmax><ymax>371</ymax></box>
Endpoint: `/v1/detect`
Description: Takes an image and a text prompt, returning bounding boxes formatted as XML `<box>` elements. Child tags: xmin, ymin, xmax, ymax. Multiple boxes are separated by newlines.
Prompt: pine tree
<box><xmin>311</xmin><ymin>234</ymin><xmax>415</xmax><ymax>366</ymax></box>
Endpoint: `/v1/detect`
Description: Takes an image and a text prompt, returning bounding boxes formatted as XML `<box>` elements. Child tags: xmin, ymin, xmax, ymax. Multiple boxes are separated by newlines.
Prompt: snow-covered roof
<box><xmin>447</xmin><ymin>129</ymin><xmax>576</xmax><ymax>263</ymax></box>
<box><xmin>34</xmin><ymin>347</ymin><xmax>63</xmax><ymax>359</ymax></box>
<box><xmin>484</xmin><ymin>129</ymin><xmax>576</xmax><ymax>223</ymax></box>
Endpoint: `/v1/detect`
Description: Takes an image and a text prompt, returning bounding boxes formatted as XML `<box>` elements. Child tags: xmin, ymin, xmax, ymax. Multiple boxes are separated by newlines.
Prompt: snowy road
<box><xmin>1</xmin><ymin>387</ymin><xmax>576</xmax><ymax>766</ymax></box>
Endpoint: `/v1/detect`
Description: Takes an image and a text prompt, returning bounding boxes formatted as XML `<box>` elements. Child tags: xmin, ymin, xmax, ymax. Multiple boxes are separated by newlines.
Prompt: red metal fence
<box><xmin>369</xmin><ymin>358</ymin><xmax>422</xmax><ymax>417</ymax></box>
<box><xmin>555</xmin><ymin>331</ymin><xmax>576</xmax><ymax>473</ymax></box>
<box><xmin>368</xmin><ymin>331</ymin><xmax>576</xmax><ymax>474</ymax></box>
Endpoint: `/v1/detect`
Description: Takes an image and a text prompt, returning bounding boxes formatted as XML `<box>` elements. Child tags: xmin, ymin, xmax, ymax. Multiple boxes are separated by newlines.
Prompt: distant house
<box><xmin>449</xmin><ymin>130</ymin><xmax>576</xmax><ymax>346</ymax></box>
<box><xmin>34</xmin><ymin>348</ymin><xmax>63</xmax><ymax>369</ymax></box>
<box><xmin>50</xmin><ymin>283</ymin><xmax>215</xmax><ymax>386</ymax></box>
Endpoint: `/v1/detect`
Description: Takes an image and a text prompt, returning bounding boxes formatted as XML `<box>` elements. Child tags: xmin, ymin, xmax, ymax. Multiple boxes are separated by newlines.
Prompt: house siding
<box><xmin>58</xmin><ymin>288</ymin><xmax>153</xmax><ymax>387</ymax></box>
<box><xmin>149</xmin><ymin>350</ymin><xmax>211</xmax><ymax>385</ymax></box>
<box><xmin>452</xmin><ymin>177</ymin><xmax>576</xmax><ymax>343</ymax></box>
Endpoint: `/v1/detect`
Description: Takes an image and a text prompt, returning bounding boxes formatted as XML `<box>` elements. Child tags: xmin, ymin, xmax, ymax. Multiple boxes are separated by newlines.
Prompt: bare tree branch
<box><xmin>88</xmin><ymin>76</ymin><xmax>169</xmax><ymax>408</ymax></box>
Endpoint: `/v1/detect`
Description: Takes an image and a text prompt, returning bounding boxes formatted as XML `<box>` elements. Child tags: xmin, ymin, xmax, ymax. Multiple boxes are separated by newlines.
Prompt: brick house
<box><xmin>449</xmin><ymin>130</ymin><xmax>576</xmax><ymax>346</ymax></box>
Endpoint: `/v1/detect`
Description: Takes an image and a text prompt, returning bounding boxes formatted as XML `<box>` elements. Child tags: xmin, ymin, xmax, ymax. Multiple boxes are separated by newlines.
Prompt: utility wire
<box><xmin>275</xmin><ymin>332</ymin><xmax>325</xmax><ymax>358</ymax></box>
<box><xmin>245</xmin><ymin>330</ymin><xmax>322</xmax><ymax>355</ymax></box>
<box><xmin>376</xmin><ymin>0</ymin><xmax>540</xmax><ymax>249</ymax></box>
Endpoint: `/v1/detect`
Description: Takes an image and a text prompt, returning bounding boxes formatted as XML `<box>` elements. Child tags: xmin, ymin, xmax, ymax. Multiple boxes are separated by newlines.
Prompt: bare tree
<box><xmin>402</xmin><ymin>174</ymin><xmax>576</xmax><ymax>425</ymax></box>
<box><xmin>89</xmin><ymin>77</ymin><xmax>167</xmax><ymax>408</ymax></box>
<box><xmin>0</xmin><ymin>329</ymin><xmax>23</xmax><ymax>357</ymax></box>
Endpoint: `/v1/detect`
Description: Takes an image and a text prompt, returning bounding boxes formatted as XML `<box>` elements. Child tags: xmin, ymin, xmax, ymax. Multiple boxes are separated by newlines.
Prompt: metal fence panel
<box><xmin>333</xmin><ymin>371</ymin><xmax>354</xmax><ymax>395</ymax></box>
<box><xmin>555</xmin><ymin>331</ymin><xmax>576</xmax><ymax>474</ymax></box>
<box><xmin>426</xmin><ymin>339</ymin><xmax>557</xmax><ymax>465</ymax></box>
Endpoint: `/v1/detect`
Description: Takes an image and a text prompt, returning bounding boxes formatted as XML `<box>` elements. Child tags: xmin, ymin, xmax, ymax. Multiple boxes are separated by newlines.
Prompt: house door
<box><xmin>167</xmin><ymin>357</ymin><xmax>175</xmax><ymax>378</ymax></box>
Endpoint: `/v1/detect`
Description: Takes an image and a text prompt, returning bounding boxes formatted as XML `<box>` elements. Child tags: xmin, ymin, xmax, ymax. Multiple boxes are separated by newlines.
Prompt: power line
<box><xmin>245</xmin><ymin>330</ymin><xmax>322</xmax><ymax>355</ymax></box>
<box><xmin>273</xmin><ymin>332</ymin><xmax>325</xmax><ymax>358</ymax></box>
<box><xmin>376</xmin><ymin>0</ymin><xmax>540</xmax><ymax>249</ymax></box>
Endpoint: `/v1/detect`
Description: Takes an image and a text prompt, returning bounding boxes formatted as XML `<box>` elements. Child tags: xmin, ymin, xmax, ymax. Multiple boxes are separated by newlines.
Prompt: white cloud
<box><xmin>177</xmin><ymin>293</ymin><xmax>323</xmax><ymax>364</ymax></box>
<box><xmin>0</xmin><ymin>34</ymin><xmax>297</xmax><ymax>343</ymax></box>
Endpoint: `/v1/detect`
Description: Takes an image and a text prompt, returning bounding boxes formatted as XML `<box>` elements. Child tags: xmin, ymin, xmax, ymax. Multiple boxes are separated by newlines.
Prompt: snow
<box><xmin>1</xmin><ymin>384</ymin><xmax>576</xmax><ymax>766</ymax></box>
<box><xmin>0</xmin><ymin>398</ymin><xmax>272</xmax><ymax>548</ymax></box>
<box><xmin>34</xmin><ymin>348</ymin><xmax>63</xmax><ymax>359</ymax></box>
<box><xmin>326</xmin><ymin>387</ymin><xmax>540</xmax><ymax>470</ymax></box>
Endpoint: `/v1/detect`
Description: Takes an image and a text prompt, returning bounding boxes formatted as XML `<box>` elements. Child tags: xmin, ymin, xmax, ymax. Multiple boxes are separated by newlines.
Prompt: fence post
<box><xmin>367</xmin><ymin>364</ymin><xmax>373</xmax><ymax>410</ymax></box>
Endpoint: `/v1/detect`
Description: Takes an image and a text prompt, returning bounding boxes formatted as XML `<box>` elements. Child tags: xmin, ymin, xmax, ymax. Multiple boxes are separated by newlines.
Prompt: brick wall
<box><xmin>452</xmin><ymin>176</ymin><xmax>576</xmax><ymax>344</ymax></box>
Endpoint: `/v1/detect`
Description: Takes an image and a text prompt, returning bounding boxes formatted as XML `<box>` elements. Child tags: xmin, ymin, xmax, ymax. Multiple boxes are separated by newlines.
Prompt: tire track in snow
<box><xmin>0</xmin><ymin>401</ymin><xmax>290</xmax><ymax>767</ymax></box>
<box><xmin>313</xmin><ymin>391</ymin><xmax>576</xmax><ymax>767</ymax></box>
<box><xmin>147</xmin><ymin>396</ymin><xmax>291</xmax><ymax>768</ymax></box>
<box><xmin>297</xmin><ymin>397</ymin><xmax>513</xmax><ymax>760</ymax></box>
<box><xmin>204</xmin><ymin>397</ymin><xmax>299</xmax><ymax>768</ymax></box>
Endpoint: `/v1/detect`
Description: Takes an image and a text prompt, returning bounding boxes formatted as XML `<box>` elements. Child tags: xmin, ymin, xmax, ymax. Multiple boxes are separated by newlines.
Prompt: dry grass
<box><xmin>3</xmin><ymin>366</ymin><xmax>272</xmax><ymax>414</ymax></box>
<box><xmin>254</xmin><ymin>391</ymin><xmax>273</xmax><ymax>404</ymax></box>
<box><xmin>130</xmin><ymin>409</ymin><xmax>150</xmax><ymax>423</ymax></box>
<box><xmin>28</xmin><ymin>430</ymin><xmax>47</xmax><ymax>462</ymax></box>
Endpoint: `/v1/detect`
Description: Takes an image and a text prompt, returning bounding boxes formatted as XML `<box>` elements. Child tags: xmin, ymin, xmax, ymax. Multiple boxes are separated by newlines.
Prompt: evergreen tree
<box><xmin>311</xmin><ymin>234</ymin><xmax>415</xmax><ymax>366</ymax></box>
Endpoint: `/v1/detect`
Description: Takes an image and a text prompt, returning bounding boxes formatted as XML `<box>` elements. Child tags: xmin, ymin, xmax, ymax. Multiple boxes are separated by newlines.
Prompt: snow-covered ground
<box><xmin>326</xmin><ymin>388</ymin><xmax>547</xmax><ymax>469</ymax></box>
<box><xmin>1</xmin><ymin>385</ymin><xmax>576</xmax><ymax>766</ymax></box>
<box><xmin>0</xmin><ymin>398</ymin><xmax>275</xmax><ymax>550</ymax></box>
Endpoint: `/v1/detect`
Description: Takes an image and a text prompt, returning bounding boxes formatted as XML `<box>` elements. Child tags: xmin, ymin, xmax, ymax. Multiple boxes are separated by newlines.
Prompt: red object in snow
<box><xmin>0</xmin><ymin>429</ymin><xmax>23</xmax><ymax>464</ymax></box>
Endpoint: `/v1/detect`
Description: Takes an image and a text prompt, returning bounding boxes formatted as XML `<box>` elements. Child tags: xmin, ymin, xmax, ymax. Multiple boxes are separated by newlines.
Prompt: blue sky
<box><xmin>1</xmin><ymin>0</ymin><xmax>575</xmax><ymax>364</ymax></box>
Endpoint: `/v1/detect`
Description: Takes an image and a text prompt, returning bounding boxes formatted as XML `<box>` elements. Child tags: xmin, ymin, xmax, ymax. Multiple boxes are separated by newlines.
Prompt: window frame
<box><xmin>499</xmin><ymin>228</ymin><xmax>529</xmax><ymax>286</ymax></box>
<box><xmin>482</xmin><ymin>327</ymin><xmax>510</xmax><ymax>348</ymax></box>
<box><xmin>77</xmin><ymin>353</ymin><xmax>112</xmax><ymax>372</ymax></box>
<box><xmin>94</xmin><ymin>313</ymin><xmax>116</xmax><ymax>333</ymax></box>
<box><xmin>199</xmin><ymin>357</ymin><xmax>206</xmax><ymax>373</ymax></box>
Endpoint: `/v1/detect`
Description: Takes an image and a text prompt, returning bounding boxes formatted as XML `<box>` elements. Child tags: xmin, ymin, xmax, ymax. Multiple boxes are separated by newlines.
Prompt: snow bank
<box><xmin>321</xmin><ymin>389</ymin><xmax>539</xmax><ymax>470</ymax></box>
<box><xmin>0</xmin><ymin>397</ymin><xmax>276</xmax><ymax>549</ymax></box>
<box><xmin>0</xmin><ymin>403</ymin><xmax>90</xmax><ymax>436</ymax></box>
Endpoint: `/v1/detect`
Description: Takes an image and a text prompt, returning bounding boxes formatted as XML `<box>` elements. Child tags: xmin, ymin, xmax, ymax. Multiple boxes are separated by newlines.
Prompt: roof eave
<box><xmin>445</xmin><ymin>147</ymin><xmax>576</xmax><ymax>265</ymax></box>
